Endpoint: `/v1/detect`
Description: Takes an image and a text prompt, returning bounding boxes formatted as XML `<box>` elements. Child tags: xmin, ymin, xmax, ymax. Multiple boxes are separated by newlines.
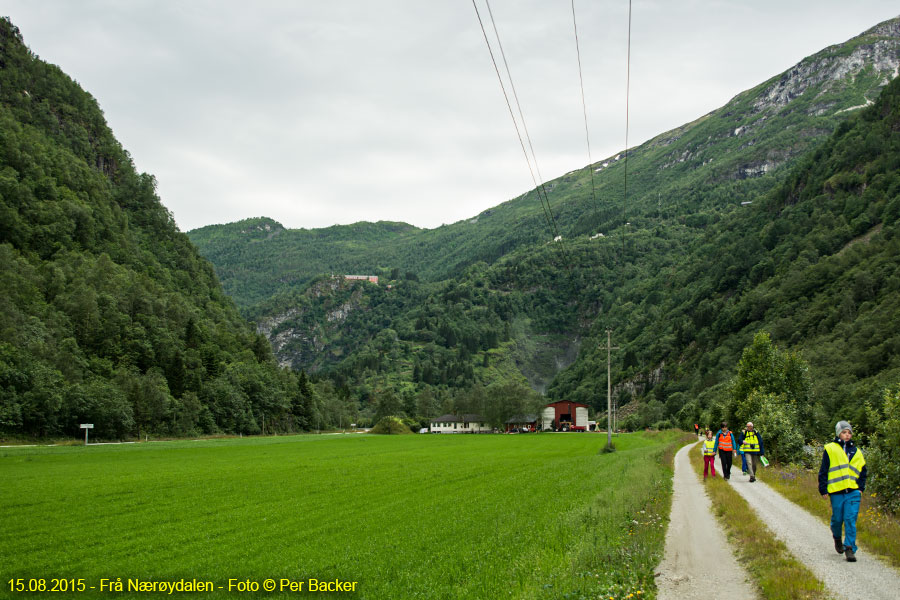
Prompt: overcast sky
<box><xmin>2</xmin><ymin>1</ymin><xmax>898</xmax><ymax>232</ymax></box>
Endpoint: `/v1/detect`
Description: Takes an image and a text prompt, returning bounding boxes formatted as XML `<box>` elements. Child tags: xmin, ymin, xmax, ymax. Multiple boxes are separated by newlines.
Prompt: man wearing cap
<box><xmin>738</xmin><ymin>422</ymin><xmax>765</xmax><ymax>482</ymax></box>
<box><xmin>818</xmin><ymin>421</ymin><xmax>867</xmax><ymax>562</ymax></box>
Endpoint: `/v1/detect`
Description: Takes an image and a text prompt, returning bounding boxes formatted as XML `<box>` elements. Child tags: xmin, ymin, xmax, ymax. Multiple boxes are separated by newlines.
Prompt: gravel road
<box><xmin>724</xmin><ymin>454</ymin><xmax>900</xmax><ymax>600</ymax></box>
<box><xmin>655</xmin><ymin>442</ymin><xmax>758</xmax><ymax>599</ymax></box>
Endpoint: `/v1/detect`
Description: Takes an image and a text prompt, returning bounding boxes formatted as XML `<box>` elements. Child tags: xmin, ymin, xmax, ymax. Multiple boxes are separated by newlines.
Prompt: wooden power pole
<box><xmin>605</xmin><ymin>329</ymin><xmax>620</xmax><ymax>449</ymax></box>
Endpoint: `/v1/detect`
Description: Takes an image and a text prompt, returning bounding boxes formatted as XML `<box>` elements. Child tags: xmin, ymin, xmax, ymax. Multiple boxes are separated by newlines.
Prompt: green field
<box><xmin>1</xmin><ymin>432</ymin><xmax>681</xmax><ymax>599</ymax></box>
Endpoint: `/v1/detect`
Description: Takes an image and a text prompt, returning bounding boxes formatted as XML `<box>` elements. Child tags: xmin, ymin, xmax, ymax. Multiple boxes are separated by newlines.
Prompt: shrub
<box><xmin>747</xmin><ymin>391</ymin><xmax>804</xmax><ymax>464</ymax></box>
<box><xmin>866</xmin><ymin>385</ymin><xmax>900</xmax><ymax>514</ymax></box>
<box><xmin>369</xmin><ymin>416</ymin><xmax>413</xmax><ymax>435</ymax></box>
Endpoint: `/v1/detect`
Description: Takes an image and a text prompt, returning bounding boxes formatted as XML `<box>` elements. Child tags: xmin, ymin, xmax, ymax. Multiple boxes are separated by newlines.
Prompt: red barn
<box><xmin>542</xmin><ymin>401</ymin><xmax>590</xmax><ymax>431</ymax></box>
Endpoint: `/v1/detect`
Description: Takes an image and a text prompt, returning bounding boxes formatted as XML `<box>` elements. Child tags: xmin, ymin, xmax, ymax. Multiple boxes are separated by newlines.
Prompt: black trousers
<box><xmin>719</xmin><ymin>449</ymin><xmax>734</xmax><ymax>479</ymax></box>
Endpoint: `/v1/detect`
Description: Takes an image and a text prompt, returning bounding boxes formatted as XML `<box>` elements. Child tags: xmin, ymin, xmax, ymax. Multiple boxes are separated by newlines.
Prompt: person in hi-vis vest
<box><xmin>702</xmin><ymin>430</ymin><xmax>717</xmax><ymax>479</ymax></box>
<box><xmin>712</xmin><ymin>422</ymin><xmax>738</xmax><ymax>480</ymax></box>
<box><xmin>739</xmin><ymin>422</ymin><xmax>765</xmax><ymax>482</ymax></box>
<box><xmin>818</xmin><ymin>421</ymin><xmax>867</xmax><ymax>563</ymax></box>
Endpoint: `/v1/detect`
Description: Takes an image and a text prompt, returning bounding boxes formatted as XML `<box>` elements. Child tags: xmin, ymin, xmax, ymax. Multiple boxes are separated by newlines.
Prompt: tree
<box><xmin>729</xmin><ymin>332</ymin><xmax>810</xmax><ymax>461</ymax></box>
<box><xmin>483</xmin><ymin>382</ymin><xmax>540</xmax><ymax>429</ymax></box>
<box><xmin>374</xmin><ymin>390</ymin><xmax>402</xmax><ymax>422</ymax></box>
<box><xmin>730</xmin><ymin>332</ymin><xmax>812</xmax><ymax>434</ymax></box>
<box><xmin>121</xmin><ymin>368</ymin><xmax>172</xmax><ymax>436</ymax></box>
<box><xmin>746</xmin><ymin>391</ymin><xmax>804</xmax><ymax>464</ymax></box>
<box><xmin>866</xmin><ymin>385</ymin><xmax>900</xmax><ymax>514</ymax></box>
<box><xmin>291</xmin><ymin>370</ymin><xmax>316</xmax><ymax>431</ymax></box>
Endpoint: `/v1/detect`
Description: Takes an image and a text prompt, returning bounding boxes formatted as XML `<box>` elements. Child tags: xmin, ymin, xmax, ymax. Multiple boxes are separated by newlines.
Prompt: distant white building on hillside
<box><xmin>342</xmin><ymin>275</ymin><xmax>379</xmax><ymax>284</ymax></box>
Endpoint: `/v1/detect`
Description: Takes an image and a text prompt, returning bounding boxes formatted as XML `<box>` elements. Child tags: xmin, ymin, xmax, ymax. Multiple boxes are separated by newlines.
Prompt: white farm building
<box><xmin>429</xmin><ymin>414</ymin><xmax>491</xmax><ymax>433</ymax></box>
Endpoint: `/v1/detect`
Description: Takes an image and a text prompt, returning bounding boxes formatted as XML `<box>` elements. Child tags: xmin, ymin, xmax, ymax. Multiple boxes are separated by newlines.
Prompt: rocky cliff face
<box><xmin>255</xmin><ymin>277</ymin><xmax>368</xmax><ymax>371</ymax></box>
<box><xmin>753</xmin><ymin>34</ymin><xmax>900</xmax><ymax>115</ymax></box>
<box><xmin>649</xmin><ymin>17</ymin><xmax>900</xmax><ymax>183</ymax></box>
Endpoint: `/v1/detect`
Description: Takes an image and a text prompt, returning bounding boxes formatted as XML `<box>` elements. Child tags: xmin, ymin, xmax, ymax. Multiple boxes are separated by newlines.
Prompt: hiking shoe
<box><xmin>845</xmin><ymin>547</ymin><xmax>856</xmax><ymax>562</ymax></box>
<box><xmin>749</xmin><ymin>477</ymin><xmax>756</xmax><ymax>482</ymax></box>
<box><xmin>833</xmin><ymin>537</ymin><xmax>844</xmax><ymax>554</ymax></box>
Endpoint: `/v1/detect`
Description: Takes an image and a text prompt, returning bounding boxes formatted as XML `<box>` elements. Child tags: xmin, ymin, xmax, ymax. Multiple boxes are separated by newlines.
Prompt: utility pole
<box><xmin>605</xmin><ymin>329</ymin><xmax>620</xmax><ymax>449</ymax></box>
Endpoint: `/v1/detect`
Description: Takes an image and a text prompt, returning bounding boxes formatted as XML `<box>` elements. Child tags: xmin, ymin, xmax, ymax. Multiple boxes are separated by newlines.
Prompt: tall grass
<box><xmin>1</xmin><ymin>432</ymin><xmax>680</xmax><ymax>599</ymax></box>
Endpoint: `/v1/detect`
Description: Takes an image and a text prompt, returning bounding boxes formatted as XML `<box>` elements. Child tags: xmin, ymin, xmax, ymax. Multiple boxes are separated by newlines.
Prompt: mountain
<box><xmin>552</xmin><ymin>68</ymin><xmax>900</xmax><ymax>433</ymax></box>
<box><xmin>187</xmin><ymin>217</ymin><xmax>422</xmax><ymax>308</ymax></box>
<box><xmin>4</xmin><ymin>14</ymin><xmax>900</xmax><ymax>442</ymax></box>
<box><xmin>0</xmin><ymin>18</ymin><xmax>316</xmax><ymax>440</ymax></box>
<box><xmin>189</xmin><ymin>17</ymin><xmax>900</xmax><ymax>433</ymax></box>
<box><xmin>190</xmin><ymin>18</ymin><xmax>900</xmax><ymax>312</ymax></box>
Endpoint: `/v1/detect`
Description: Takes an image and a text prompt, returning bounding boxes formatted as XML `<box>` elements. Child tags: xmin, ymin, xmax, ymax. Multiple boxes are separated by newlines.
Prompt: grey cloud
<box><xmin>2</xmin><ymin>0</ymin><xmax>898</xmax><ymax>231</ymax></box>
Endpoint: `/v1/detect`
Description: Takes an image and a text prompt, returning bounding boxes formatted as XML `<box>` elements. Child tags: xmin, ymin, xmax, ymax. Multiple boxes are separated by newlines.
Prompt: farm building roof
<box><xmin>544</xmin><ymin>400</ymin><xmax>590</xmax><ymax>408</ymax></box>
<box><xmin>432</xmin><ymin>414</ymin><xmax>487</xmax><ymax>423</ymax></box>
<box><xmin>432</xmin><ymin>414</ymin><xmax>458</xmax><ymax>423</ymax></box>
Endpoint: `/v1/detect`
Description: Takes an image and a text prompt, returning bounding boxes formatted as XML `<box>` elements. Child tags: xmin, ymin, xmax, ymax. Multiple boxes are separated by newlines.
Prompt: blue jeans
<box><xmin>830</xmin><ymin>489</ymin><xmax>861</xmax><ymax>552</ymax></box>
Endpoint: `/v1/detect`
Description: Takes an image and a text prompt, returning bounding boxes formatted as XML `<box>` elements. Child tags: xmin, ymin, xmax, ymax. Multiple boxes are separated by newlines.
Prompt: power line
<box><xmin>571</xmin><ymin>0</ymin><xmax>599</xmax><ymax>215</ymax></box>
<box><xmin>472</xmin><ymin>0</ymin><xmax>573</xmax><ymax>267</ymax></box>
<box><xmin>484</xmin><ymin>0</ymin><xmax>558</xmax><ymax>238</ymax></box>
<box><xmin>471</xmin><ymin>0</ymin><xmax>555</xmax><ymax>239</ymax></box>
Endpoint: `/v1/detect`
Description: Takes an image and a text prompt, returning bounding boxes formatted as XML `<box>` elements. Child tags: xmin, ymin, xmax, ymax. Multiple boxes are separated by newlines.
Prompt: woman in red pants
<box><xmin>702</xmin><ymin>429</ymin><xmax>717</xmax><ymax>479</ymax></box>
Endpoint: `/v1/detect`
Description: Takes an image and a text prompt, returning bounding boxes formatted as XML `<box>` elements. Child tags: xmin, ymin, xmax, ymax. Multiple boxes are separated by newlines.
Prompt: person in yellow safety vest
<box><xmin>739</xmin><ymin>422</ymin><xmax>765</xmax><ymax>482</ymax></box>
<box><xmin>818</xmin><ymin>421</ymin><xmax>867</xmax><ymax>563</ymax></box>
<box><xmin>702</xmin><ymin>430</ymin><xmax>717</xmax><ymax>479</ymax></box>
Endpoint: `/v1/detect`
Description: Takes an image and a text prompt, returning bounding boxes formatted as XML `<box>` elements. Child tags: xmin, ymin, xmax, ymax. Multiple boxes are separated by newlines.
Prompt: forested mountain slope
<box><xmin>552</xmin><ymin>70</ymin><xmax>900</xmax><ymax>433</ymax></box>
<box><xmin>251</xmin><ymin>67</ymin><xmax>900</xmax><ymax>439</ymax></box>
<box><xmin>188</xmin><ymin>18</ymin><xmax>900</xmax><ymax>431</ymax></box>
<box><xmin>0</xmin><ymin>19</ymin><xmax>311</xmax><ymax>439</ymax></box>
<box><xmin>4</xmin><ymin>15</ymin><xmax>900</xmax><ymax>440</ymax></box>
<box><xmin>191</xmin><ymin>18</ymin><xmax>900</xmax><ymax>315</ymax></box>
<box><xmin>187</xmin><ymin>218</ymin><xmax>422</xmax><ymax>308</ymax></box>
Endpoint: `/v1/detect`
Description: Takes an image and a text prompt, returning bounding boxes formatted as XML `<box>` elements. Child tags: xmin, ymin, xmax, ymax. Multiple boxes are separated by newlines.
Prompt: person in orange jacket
<box><xmin>712</xmin><ymin>421</ymin><xmax>739</xmax><ymax>480</ymax></box>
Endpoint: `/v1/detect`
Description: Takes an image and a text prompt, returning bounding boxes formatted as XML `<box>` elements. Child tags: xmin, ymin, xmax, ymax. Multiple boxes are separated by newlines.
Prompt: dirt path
<box><xmin>726</xmin><ymin>457</ymin><xmax>900</xmax><ymax>600</ymax></box>
<box><xmin>655</xmin><ymin>442</ymin><xmax>758</xmax><ymax>599</ymax></box>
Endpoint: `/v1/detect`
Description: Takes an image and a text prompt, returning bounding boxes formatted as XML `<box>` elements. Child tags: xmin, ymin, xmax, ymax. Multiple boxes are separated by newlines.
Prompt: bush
<box><xmin>369</xmin><ymin>416</ymin><xmax>413</xmax><ymax>435</ymax></box>
<box><xmin>730</xmin><ymin>332</ymin><xmax>813</xmax><ymax>439</ymax></box>
<box><xmin>866</xmin><ymin>385</ymin><xmax>900</xmax><ymax>514</ymax></box>
<box><xmin>622</xmin><ymin>414</ymin><xmax>642</xmax><ymax>432</ymax></box>
<box><xmin>747</xmin><ymin>391</ymin><xmax>804</xmax><ymax>464</ymax></box>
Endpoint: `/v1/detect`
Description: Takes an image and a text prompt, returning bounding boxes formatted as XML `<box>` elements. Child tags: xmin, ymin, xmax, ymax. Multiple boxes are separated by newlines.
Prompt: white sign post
<box><xmin>80</xmin><ymin>423</ymin><xmax>93</xmax><ymax>445</ymax></box>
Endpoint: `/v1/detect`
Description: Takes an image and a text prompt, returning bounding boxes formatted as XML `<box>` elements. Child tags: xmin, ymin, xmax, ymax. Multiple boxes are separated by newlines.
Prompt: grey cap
<box><xmin>835</xmin><ymin>420</ymin><xmax>852</xmax><ymax>436</ymax></box>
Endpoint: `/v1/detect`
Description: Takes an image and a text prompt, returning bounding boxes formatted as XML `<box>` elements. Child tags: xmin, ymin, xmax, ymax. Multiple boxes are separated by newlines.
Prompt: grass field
<box><xmin>1</xmin><ymin>432</ymin><xmax>681</xmax><ymax>599</ymax></box>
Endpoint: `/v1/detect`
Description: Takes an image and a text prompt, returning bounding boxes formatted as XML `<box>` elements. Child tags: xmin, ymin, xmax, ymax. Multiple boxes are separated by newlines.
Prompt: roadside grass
<box><xmin>689</xmin><ymin>444</ymin><xmax>830</xmax><ymax>600</ymax></box>
<box><xmin>1</xmin><ymin>432</ymin><xmax>683</xmax><ymax>600</ymax></box>
<box><xmin>758</xmin><ymin>462</ymin><xmax>900</xmax><ymax>569</ymax></box>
